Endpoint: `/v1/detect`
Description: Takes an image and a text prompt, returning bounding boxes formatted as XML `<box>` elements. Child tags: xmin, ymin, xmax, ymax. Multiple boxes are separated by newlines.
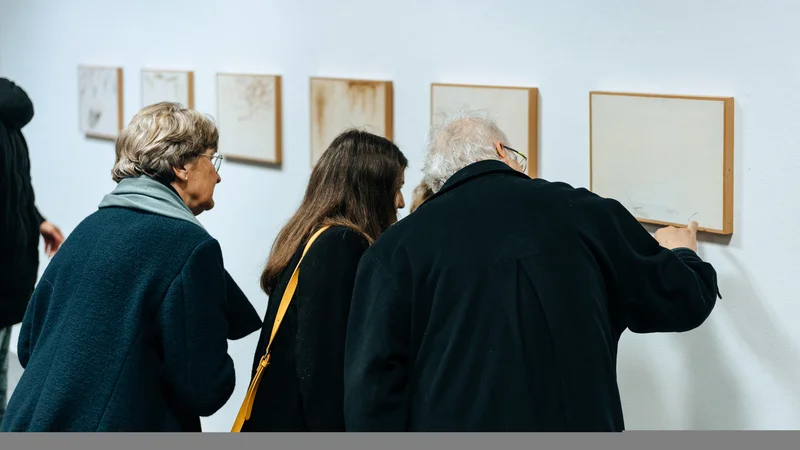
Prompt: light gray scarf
<box><xmin>98</xmin><ymin>175</ymin><xmax>204</xmax><ymax>229</ymax></box>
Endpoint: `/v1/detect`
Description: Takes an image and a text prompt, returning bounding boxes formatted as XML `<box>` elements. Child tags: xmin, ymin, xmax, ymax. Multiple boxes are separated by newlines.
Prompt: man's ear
<box><xmin>494</xmin><ymin>141</ymin><xmax>506</xmax><ymax>159</ymax></box>
<box><xmin>172</xmin><ymin>165</ymin><xmax>188</xmax><ymax>182</ymax></box>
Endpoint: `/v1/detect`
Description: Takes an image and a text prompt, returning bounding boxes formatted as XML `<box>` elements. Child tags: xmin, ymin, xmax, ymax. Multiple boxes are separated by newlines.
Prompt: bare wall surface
<box><xmin>1</xmin><ymin>0</ymin><xmax>798</xmax><ymax>431</ymax></box>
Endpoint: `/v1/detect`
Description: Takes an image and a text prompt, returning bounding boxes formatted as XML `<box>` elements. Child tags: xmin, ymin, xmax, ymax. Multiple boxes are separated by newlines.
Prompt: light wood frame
<box><xmin>589</xmin><ymin>90</ymin><xmax>734</xmax><ymax>235</ymax></box>
<box><xmin>309</xmin><ymin>76</ymin><xmax>394</xmax><ymax>167</ymax></box>
<box><xmin>429</xmin><ymin>82</ymin><xmax>540</xmax><ymax>178</ymax></box>
<box><xmin>140</xmin><ymin>68</ymin><xmax>195</xmax><ymax>108</ymax></box>
<box><xmin>78</xmin><ymin>65</ymin><xmax>124</xmax><ymax>141</ymax></box>
<box><xmin>215</xmin><ymin>72</ymin><xmax>283</xmax><ymax>166</ymax></box>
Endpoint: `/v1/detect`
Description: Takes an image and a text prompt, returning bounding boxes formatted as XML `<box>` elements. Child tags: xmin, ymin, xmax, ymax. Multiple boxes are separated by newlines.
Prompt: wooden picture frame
<box><xmin>309</xmin><ymin>76</ymin><xmax>393</xmax><ymax>167</ymax></box>
<box><xmin>589</xmin><ymin>91</ymin><xmax>734</xmax><ymax>235</ymax></box>
<box><xmin>141</xmin><ymin>69</ymin><xmax>194</xmax><ymax>108</ymax></box>
<box><xmin>216</xmin><ymin>72</ymin><xmax>283</xmax><ymax>166</ymax></box>
<box><xmin>430</xmin><ymin>82</ymin><xmax>539</xmax><ymax>178</ymax></box>
<box><xmin>78</xmin><ymin>65</ymin><xmax>124</xmax><ymax>140</ymax></box>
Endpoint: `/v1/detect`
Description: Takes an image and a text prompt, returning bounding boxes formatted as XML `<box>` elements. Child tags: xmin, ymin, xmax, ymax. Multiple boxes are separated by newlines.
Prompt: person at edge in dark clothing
<box><xmin>0</xmin><ymin>77</ymin><xmax>64</xmax><ymax>423</ymax></box>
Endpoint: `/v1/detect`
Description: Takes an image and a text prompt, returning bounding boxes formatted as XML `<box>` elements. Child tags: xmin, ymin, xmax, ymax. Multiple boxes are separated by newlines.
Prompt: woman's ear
<box><xmin>172</xmin><ymin>165</ymin><xmax>189</xmax><ymax>182</ymax></box>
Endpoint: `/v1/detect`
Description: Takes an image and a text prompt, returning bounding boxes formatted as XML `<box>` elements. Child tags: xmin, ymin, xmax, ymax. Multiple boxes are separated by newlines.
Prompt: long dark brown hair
<box><xmin>260</xmin><ymin>129</ymin><xmax>408</xmax><ymax>295</ymax></box>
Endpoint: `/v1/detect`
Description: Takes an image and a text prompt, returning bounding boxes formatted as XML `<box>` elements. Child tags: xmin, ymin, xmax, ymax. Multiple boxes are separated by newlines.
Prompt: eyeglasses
<box><xmin>501</xmin><ymin>144</ymin><xmax>527</xmax><ymax>173</ymax></box>
<box><xmin>200</xmin><ymin>153</ymin><xmax>224</xmax><ymax>172</ymax></box>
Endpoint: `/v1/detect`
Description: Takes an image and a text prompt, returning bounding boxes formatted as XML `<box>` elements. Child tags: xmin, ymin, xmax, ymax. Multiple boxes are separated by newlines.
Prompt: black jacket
<box><xmin>241</xmin><ymin>226</ymin><xmax>370</xmax><ymax>431</ymax></box>
<box><xmin>0</xmin><ymin>78</ymin><xmax>45</xmax><ymax>329</ymax></box>
<box><xmin>343</xmin><ymin>160</ymin><xmax>720</xmax><ymax>432</ymax></box>
<box><xmin>0</xmin><ymin>206</ymin><xmax>262</xmax><ymax>431</ymax></box>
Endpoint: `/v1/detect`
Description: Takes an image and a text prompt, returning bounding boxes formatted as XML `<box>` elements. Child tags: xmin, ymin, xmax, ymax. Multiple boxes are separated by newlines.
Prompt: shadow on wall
<box><xmin>682</xmin><ymin>252</ymin><xmax>800</xmax><ymax>429</ymax></box>
<box><xmin>679</xmin><ymin>311</ymin><xmax>745</xmax><ymax>430</ymax></box>
<box><xmin>621</xmin><ymin>249</ymin><xmax>800</xmax><ymax>430</ymax></box>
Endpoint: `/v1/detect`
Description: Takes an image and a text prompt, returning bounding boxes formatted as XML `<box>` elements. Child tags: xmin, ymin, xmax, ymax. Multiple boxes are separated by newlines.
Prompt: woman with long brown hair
<box><xmin>238</xmin><ymin>129</ymin><xmax>407</xmax><ymax>432</ymax></box>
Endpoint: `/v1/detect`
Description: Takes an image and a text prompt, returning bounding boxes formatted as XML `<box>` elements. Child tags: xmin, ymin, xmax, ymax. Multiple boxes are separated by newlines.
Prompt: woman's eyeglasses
<box><xmin>501</xmin><ymin>145</ymin><xmax>527</xmax><ymax>173</ymax></box>
<box><xmin>200</xmin><ymin>154</ymin><xmax>224</xmax><ymax>172</ymax></box>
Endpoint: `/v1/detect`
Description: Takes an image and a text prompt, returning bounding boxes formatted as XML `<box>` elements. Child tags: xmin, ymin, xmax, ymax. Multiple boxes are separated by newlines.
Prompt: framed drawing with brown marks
<box><xmin>309</xmin><ymin>77</ymin><xmax>393</xmax><ymax>167</ymax></box>
<box><xmin>430</xmin><ymin>83</ymin><xmax>539</xmax><ymax>178</ymax></box>
<box><xmin>216</xmin><ymin>73</ymin><xmax>282</xmax><ymax>166</ymax></box>
<box><xmin>78</xmin><ymin>65</ymin><xmax>124</xmax><ymax>140</ymax></box>
<box><xmin>142</xmin><ymin>69</ymin><xmax>194</xmax><ymax>108</ymax></box>
<box><xmin>590</xmin><ymin>91</ymin><xmax>734</xmax><ymax>235</ymax></box>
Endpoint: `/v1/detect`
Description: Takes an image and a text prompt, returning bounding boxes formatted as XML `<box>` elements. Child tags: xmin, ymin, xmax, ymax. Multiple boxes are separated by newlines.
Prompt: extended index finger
<box><xmin>687</xmin><ymin>221</ymin><xmax>699</xmax><ymax>234</ymax></box>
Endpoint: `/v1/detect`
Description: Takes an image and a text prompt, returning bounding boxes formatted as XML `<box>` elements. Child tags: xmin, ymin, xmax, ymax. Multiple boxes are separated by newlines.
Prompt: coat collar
<box><xmin>435</xmin><ymin>160</ymin><xmax>530</xmax><ymax>197</ymax></box>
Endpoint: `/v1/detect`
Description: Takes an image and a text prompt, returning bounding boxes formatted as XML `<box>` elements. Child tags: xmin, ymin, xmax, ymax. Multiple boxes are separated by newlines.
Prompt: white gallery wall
<box><xmin>1</xmin><ymin>0</ymin><xmax>799</xmax><ymax>431</ymax></box>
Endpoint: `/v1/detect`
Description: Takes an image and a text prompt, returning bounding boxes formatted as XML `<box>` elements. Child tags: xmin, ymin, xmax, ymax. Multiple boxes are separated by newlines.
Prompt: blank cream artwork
<box><xmin>309</xmin><ymin>77</ymin><xmax>393</xmax><ymax>166</ymax></box>
<box><xmin>78</xmin><ymin>65</ymin><xmax>123</xmax><ymax>140</ymax></box>
<box><xmin>590</xmin><ymin>91</ymin><xmax>734</xmax><ymax>234</ymax></box>
<box><xmin>216</xmin><ymin>73</ymin><xmax>282</xmax><ymax>165</ymax></box>
<box><xmin>430</xmin><ymin>83</ymin><xmax>539</xmax><ymax>177</ymax></box>
<box><xmin>141</xmin><ymin>69</ymin><xmax>194</xmax><ymax>108</ymax></box>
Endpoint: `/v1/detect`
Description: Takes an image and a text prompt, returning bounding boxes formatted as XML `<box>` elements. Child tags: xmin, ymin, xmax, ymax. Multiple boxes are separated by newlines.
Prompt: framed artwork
<box><xmin>309</xmin><ymin>77</ymin><xmax>393</xmax><ymax>167</ymax></box>
<box><xmin>141</xmin><ymin>69</ymin><xmax>194</xmax><ymax>108</ymax></box>
<box><xmin>216</xmin><ymin>73</ymin><xmax>282</xmax><ymax>165</ymax></box>
<box><xmin>590</xmin><ymin>91</ymin><xmax>734</xmax><ymax>235</ymax></box>
<box><xmin>78</xmin><ymin>65</ymin><xmax>124</xmax><ymax>140</ymax></box>
<box><xmin>430</xmin><ymin>83</ymin><xmax>539</xmax><ymax>178</ymax></box>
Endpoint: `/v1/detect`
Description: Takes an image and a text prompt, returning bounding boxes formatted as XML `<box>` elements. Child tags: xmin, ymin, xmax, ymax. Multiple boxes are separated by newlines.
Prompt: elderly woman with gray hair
<box><xmin>1</xmin><ymin>102</ymin><xmax>262</xmax><ymax>432</ymax></box>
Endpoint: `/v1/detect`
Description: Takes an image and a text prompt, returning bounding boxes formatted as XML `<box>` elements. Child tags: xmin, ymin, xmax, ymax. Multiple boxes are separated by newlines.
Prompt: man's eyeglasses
<box><xmin>200</xmin><ymin>153</ymin><xmax>224</xmax><ymax>172</ymax></box>
<box><xmin>501</xmin><ymin>144</ymin><xmax>527</xmax><ymax>173</ymax></box>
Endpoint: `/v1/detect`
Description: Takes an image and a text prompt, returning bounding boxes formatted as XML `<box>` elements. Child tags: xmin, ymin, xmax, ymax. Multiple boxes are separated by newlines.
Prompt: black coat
<box><xmin>241</xmin><ymin>226</ymin><xmax>370</xmax><ymax>431</ymax></box>
<box><xmin>343</xmin><ymin>160</ymin><xmax>720</xmax><ymax>432</ymax></box>
<box><xmin>0</xmin><ymin>78</ymin><xmax>45</xmax><ymax>329</ymax></box>
<box><xmin>0</xmin><ymin>206</ymin><xmax>262</xmax><ymax>431</ymax></box>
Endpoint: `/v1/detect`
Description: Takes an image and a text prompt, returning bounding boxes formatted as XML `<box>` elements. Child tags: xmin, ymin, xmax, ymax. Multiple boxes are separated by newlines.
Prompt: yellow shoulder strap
<box><xmin>231</xmin><ymin>225</ymin><xmax>331</xmax><ymax>432</ymax></box>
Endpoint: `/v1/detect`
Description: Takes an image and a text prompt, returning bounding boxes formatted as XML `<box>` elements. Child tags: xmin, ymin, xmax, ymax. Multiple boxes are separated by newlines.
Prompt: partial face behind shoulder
<box><xmin>395</xmin><ymin>171</ymin><xmax>406</xmax><ymax>211</ymax></box>
<box><xmin>172</xmin><ymin>148</ymin><xmax>222</xmax><ymax>215</ymax></box>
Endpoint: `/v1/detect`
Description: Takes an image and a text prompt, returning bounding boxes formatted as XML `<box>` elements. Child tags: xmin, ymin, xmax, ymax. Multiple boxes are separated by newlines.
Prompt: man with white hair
<box><xmin>343</xmin><ymin>110</ymin><xmax>720</xmax><ymax>431</ymax></box>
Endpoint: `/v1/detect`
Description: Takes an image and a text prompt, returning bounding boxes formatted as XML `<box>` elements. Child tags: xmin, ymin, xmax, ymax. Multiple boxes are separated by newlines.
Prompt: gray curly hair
<box><xmin>421</xmin><ymin>108</ymin><xmax>510</xmax><ymax>193</ymax></box>
<box><xmin>111</xmin><ymin>102</ymin><xmax>218</xmax><ymax>182</ymax></box>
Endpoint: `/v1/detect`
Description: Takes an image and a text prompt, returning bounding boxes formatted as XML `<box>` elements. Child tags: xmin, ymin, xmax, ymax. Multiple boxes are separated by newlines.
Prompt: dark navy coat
<box><xmin>1</xmin><ymin>206</ymin><xmax>262</xmax><ymax>431</ymax></box>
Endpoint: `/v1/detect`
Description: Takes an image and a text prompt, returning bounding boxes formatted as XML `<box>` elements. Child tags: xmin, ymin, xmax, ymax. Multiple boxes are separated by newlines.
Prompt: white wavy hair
<box><xmin>422</xmin><ymin>108</ymin><xmax>510</xmax><ymax>193</ymax></box>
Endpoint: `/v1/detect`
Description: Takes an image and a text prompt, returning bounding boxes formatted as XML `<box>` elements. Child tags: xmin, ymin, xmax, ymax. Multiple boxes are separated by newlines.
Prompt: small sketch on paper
<box><xmin>309</xmin><ymin>78</ymin><xmax>390</xmax><ymax>166</ymax></box>
<box><xmin>216</xmin><ymin>73</ymin><xmax>280</xmax><ymax>164</ymax></box>
<box><xmin>142</xmin><ymin>70</ymin><xmax>191</xmax><ymax>107</ymax></box>
<box><xmin>626</xmin><ymin>195</ymin><xmax>681</xmax><ymax>220</ymax></box>
<box><xmin>145</xmin><ymin>73</ymin><xmax>180</xmax><ymax>98</ymax></box>
<box><xmin>232</xmin><ymin>76</ymin><xmax>275</xmax><ymax>122</ymax></box>
<box><xmin>78</xmin><ymin>66</ymin><xmax>121</xmax><ymax>138</ymax></box>
<box><xmin>87</xmin><ymin>109</ymin><xmax>101</xmax><ymax>128</ymax></box>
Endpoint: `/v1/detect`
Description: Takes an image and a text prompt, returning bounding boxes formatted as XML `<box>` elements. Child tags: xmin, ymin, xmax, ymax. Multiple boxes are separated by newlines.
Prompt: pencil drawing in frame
<box><xmin>430</xmin><ymin>82</ymin><xmax>539</xmax><ymax>178</ymax></box>
<box><xmin>141</xmin><ymin>69</ymin><xmax>194</xmax><ymax>108</ymax></box>
<box><xmin>589</xmin><ymin>91</ymin><xmax>734</xmax><ymax>235</ymax></box>
<box><xmin>309</xmin><ymin>76</ymin><xmax>393</xmax><ymax>167</ymax></box>
<box><xmin>216</xmin><ymin>72</ymin><xmax>282</xmax><ymax>166</ymax></box>
<box><xmin>78</xmin><ymin>65</ymin><xmax>124</xmax><ymax>140</ymax></box>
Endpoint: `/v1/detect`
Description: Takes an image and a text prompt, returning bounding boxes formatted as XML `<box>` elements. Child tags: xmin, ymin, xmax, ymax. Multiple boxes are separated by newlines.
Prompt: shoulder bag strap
<box><xmin>231</xmin><ymin>225</ymin><xmax>331</xmax><ymax>432</ymax></box>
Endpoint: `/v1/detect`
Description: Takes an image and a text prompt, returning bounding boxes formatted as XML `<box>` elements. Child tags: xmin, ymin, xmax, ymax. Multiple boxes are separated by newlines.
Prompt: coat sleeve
<box><xmin>343</xmin><ymin>251</ymin><xmax>411</xmax><ymax>431</ymax></box>
<box><xmin>156</xmin><ymin>237</ymin><xmax>236</xmax><ymax>417</ymax></box>
<box><xmin>292</xmin><ymin>229</ymin><xmax>369</xmax><ymax>431</ymax></box>
<box><xmin>224</xmin><ymin>269</ymin><xmax>263</xmax><ymax>341</ymax></box>
<box><xmin>577</xmin><ymin>190</ymin><xmax>721</xmax><ymax>333</ymax></box>
<box><xmin>0</xmin><ymin>78</ymin><xmax>34</xmax><ymax>129</ymax></box>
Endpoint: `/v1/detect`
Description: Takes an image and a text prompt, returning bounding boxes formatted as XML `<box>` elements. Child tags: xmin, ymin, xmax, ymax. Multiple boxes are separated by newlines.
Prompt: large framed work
<box><xmin>309</xmin><ymin>77</ymin><xmax>393</xmax><ymax>167</ymax></box>
<box><xmin>430</xmin><ymin>82</ymin><xmax>539</xmax><ymax>178</ymax></box>
<box><xmin>78</xmin><ymin>65</ymin><xmax>124</xmax><ymax>140</ymax></box>
<box><xmin>141</xmin><ymin>69</ymin><xmax>194</xmax><ymax>108</ymax></box>
<box><xmin>590</xmin><ymin>91</ymin><xmax>734</xmax><ymax>235</ymax></box>
<box><xmin>216</xmin><ymin>73</ymin><xmax>282</xmax><ymax>165</ymax></box>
